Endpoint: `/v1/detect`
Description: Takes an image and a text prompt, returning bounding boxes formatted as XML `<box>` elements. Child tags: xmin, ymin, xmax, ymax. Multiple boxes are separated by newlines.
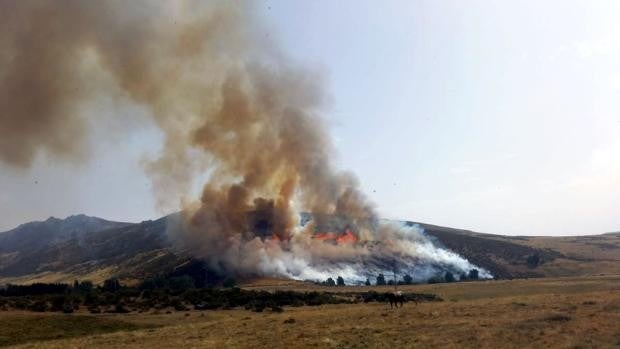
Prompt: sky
<box><xmin>1</xmin><ymin>0</ymin><xmax>619</xmax><ymax>235</ymax></box>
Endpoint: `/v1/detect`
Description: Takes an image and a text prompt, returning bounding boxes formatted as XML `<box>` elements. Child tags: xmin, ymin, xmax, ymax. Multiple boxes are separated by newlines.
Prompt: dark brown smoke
<box><xmin>0</xmin><ymin>1</ymin><xmax>247</xmax><ymax>208</ymax></box>
<box><xmin>0</xmin><ymin>1</ymin><xmax>374</xmax><ymax>253</ymax></box>
<box><xmin>0</xmin><ymin>1</ymin><xmax>485</xmax><ymax>281</ymax></box>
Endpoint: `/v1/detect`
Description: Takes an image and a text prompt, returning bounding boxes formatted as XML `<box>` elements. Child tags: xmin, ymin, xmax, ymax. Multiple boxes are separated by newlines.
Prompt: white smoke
<box><xmin>173</xmin><ymin>214</ymin><xmax>492</xmax><ymax>284</ymax></box>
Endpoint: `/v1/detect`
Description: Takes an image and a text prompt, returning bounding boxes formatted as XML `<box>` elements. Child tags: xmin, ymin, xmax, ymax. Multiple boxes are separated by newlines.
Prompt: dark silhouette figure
<box><xmin>387</xmin><ymin>291</ymin><xmax>405</xmax><ymax>308</ymax></box>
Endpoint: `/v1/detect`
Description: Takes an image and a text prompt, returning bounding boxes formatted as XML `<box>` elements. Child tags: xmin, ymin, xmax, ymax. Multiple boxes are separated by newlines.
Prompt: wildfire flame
<box><xmin>314</xmin><ymin>229</ymin><xmax>358</xmax><ymax>244</ymax></box>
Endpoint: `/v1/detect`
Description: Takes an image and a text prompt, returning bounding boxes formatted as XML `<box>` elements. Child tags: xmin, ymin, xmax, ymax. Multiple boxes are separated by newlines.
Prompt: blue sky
<box><xmin>1</xmin><ymin>1</ymin><xmax>619</xmax><ymax>235</ymax></box>
<box><xmin>256</xmin><ymin>0</ymin><xmax>620</xmax><ymax>235</ymax></box>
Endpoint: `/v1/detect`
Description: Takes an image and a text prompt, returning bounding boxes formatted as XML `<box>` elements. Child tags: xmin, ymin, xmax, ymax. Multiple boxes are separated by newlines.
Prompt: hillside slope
<box><xmin>418</xmin><ymin>222</ymin><xmax>620</xmax><ymax>278</ymax></box>
<box><xmin>1</xmin><ymin>215</ymin><xmax>619</xmax><ymax>284</ymax></box>
<box><xmin>0</xmin><ymin>215</ymin><xmax>129</xmax><ymax>253</ymax></box>
<box><xmin>0</xmin><ymin>215</ymin><xmax>188</xmax><ymax>285</ymax></box>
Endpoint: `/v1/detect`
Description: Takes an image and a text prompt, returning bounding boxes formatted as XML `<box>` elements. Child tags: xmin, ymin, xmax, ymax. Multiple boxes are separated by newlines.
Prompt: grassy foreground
<box><xmin>3</xmin><ymin>275</ymin><xmax>620</xmax><ymax>348</ymax></box>
<box><xmin>0</xmin><ymin>315</ymin><xmax>154</xmax><ymax>347</ymax></box>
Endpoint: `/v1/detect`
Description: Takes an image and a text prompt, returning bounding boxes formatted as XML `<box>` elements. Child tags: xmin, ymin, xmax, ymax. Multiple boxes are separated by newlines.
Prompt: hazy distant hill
<box><xmin>0</xmin><ymin>215</ymin><xmax>130</xmax><ymax>253</ymax></box>
<box><xmin>1</xmin><ymin>214</ymin><xmax>619</xmax><ymax>285</ymax></box>
<box><xmin>0</xmin><ymin>214</ymin><xmax>187</xmax><ymax>285</ymax></box>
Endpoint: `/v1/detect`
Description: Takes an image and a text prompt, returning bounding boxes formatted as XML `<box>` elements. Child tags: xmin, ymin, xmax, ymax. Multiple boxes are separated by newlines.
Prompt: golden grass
<box><xmin>489</xmin><ymin>233</ymin><xmax>620</xmax><ymax>278</ymax></box>
<box><xmin>5</xmin><ymin>275</ymin><xmax>620</xmax><ymax>348</ymax></box>
<box><xmin>0</xmin><ymin>313</ymin><xmax>153</xmax><ymax>347</ymax></box>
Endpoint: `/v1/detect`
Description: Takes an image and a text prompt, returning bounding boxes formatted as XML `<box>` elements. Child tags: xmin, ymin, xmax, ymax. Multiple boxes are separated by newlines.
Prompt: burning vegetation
<box><xmin>0</xmin><ymin>1</ymin><xmax>489</xmax><ymax>284</ymax></box>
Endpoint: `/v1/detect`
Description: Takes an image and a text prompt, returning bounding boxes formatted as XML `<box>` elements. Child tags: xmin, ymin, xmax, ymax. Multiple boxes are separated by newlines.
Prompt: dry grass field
<box><xmin>2</xmin><ymin>275</ymin><xmax>620</xmax><ymax>348</ymax></box>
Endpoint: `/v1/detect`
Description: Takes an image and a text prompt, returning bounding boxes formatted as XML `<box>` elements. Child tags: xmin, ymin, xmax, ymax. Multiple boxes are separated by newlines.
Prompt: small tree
<box><xmin>445</xmin><ymin>271</ymin><xmax>455</xmax><ymax>283</ymax></box>
<box><xmin>103</xmin><ymin>278</ymin><xmax>121</xmax><ymax>292</ymax></box>
<box><xmin>526</xmin><ymin>254</ymin><xmax>541</xmax><ymax>268</ymax></box>
<box><xmin>325</xmin><ymin>277</ymin><xmax>336</xmax><ymax>287</ymax></box>
<box><xmin>78</xmin><ymin>281</ymin><xmax>94</xmax><ymax>293</ymax></box>
<box><xmin>376</xmin><ymin>274</ymin><xmax>386</xmax><ymax>286</ymax></box>
<box><xmin>29</xmin><ymin>300</ymin><xmax>48</xmax><ymax>312</ymax></box>
<box><xmin>364</xmin><ymin>278</ymin><xmax>371</xmax><ymax>286</ymax></box>
<box><xmin>468</xmin><ymin>269</ymin><xmax>479</xmax><ymax>280</ymax></box>
<box><xmin>402</xmin><ymin>274</ymin><xmax>413</xmax><ymax>285</ymax></box>
<box><xmin>459</xmin><ymin>272</ymin><xmax>468</xmax><ymax>281</ymax></box>
<box><xmin>50</xmin><ymin>295</ymin><xmax>67</xmax><ymax>312</ymax></box>
<box><xmin>336</xmin><ymin>276</ymin><xmax>345</xmax><ymax>286</ymax></box>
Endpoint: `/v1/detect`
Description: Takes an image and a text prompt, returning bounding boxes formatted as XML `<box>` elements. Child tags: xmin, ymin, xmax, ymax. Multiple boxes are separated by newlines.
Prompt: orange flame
<box><xmin>336</xmin><ymin>229</ymin><xmax>357</xmax><ymax>244</ymax></box>
<box><xmin>313</xmin><ymin>229</ymin><xmax>358</xmax><ymax>244</ymax></box>
<box><xmin>314</xmin><ymin>232</ymin><xmax>338</xmax><ymax>241</ymax></box>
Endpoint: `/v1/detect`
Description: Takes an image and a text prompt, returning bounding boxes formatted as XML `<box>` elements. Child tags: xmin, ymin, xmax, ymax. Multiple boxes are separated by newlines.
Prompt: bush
<box><xmin>11</xmin><ymin>299</ymin><xmax>30</xmax><ymax>310</ymax></box>
<box><xmin>77</xmin><ymin>280</ymin><xmax>94</xmax><ymax>293</ymax></box>
<box><xmin>402</xmin><ymin>274</ymin><xmax>413</xmax><ymax>285</ymax></box>
<box><xmin>252</xmin><ymin>302</ymin><xmax>266</xmax><ymax>312</ymax></box>
<box><xmin>325</xmin><ymin>278</ymin><xmax>336</xmax><ymax>287</ymax></box>
<box><xmin>102</xmin><ymin>279</ymin><xmax>121</xmax><ymax>293</ymax></box>
<box><xmin>113</xmin><ymin>303</ymin><xmax>130</xmax><ymax>313</ymax></box>
<box><xmin>170</xmin><ymin>297</ymin><xmax>188</xmax><ymax>311</ymax></box>
<box><xmin>174</xmin><ymin>303</ymin><xmax>188</xmax><ymax>311</ymax></box>
<box><xmin>83</xmin><ymin>292</ymin><xmax>99</xmax><ymax>306</ymax></box>
<box><xmin>527</xmin><ymin>254</ymin><xmax>541</xmax><ymax>268</ymax></box>
<box><xmin>62</xmin><ymin>303</ymin><xmax>74</xmax><ymax>314</ymax></box>
<box><xmin>1</xmin><ymin>283</ymin><xmax>69</xmax><ymax>296</ymax></box>
<box><xmin>468</xmin><ymin>269</ymin><xmax>479</xmax><ymax>280</ymax></box>
<box><xmin>50</xmin><ymin>295</ymin><xmax>67</xmax><ymax>312</ymax></box>
<box><xmin>364</xmin><ymin>278</ymin><xmax>371</xmax><ymax>286</ymax></box>
<box><xmin>29</xmin><ymin>300</ymin><xmax>48</xmax><ymax>312</ymax></box>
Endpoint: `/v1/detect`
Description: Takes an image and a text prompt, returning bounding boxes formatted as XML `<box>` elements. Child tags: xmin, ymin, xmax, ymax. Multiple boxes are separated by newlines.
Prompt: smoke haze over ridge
<box><xmin>0</xmin><ymin>1</ymin><xmax>488</xmax><ymax>281</ymax></box>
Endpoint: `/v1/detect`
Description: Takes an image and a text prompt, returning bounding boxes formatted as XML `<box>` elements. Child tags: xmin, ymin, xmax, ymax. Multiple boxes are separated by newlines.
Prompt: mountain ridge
<box><xmin>1</xmin><ymin>214</ymin><xmax>619</xmax><ymax>285</ymax></box>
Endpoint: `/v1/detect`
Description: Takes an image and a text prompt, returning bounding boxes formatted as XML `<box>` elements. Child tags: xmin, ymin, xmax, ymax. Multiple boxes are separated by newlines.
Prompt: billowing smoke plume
<box><xmin>0</xmin><ymin>1</ymin><xmax>489</xmax><ymax>282</ymax></box>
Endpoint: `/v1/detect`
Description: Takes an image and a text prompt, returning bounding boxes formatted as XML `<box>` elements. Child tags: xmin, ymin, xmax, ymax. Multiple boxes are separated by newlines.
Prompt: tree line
<box><xmin>318</xmin><ymin>269</ymin><xmax>481</xmax><ymax>287</ymax></box>
<box><xmin>0</xmin><ymin>277</ymin><xmax>442</xmax><ymax>314</ymax></box>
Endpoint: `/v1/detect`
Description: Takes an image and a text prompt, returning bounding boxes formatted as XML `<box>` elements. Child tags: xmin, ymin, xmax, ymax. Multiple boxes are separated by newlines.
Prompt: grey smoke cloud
<box><xmin>0</xmin><ymin>1</ymin><xmax>489</xmax><ymax>281</ymax></box>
